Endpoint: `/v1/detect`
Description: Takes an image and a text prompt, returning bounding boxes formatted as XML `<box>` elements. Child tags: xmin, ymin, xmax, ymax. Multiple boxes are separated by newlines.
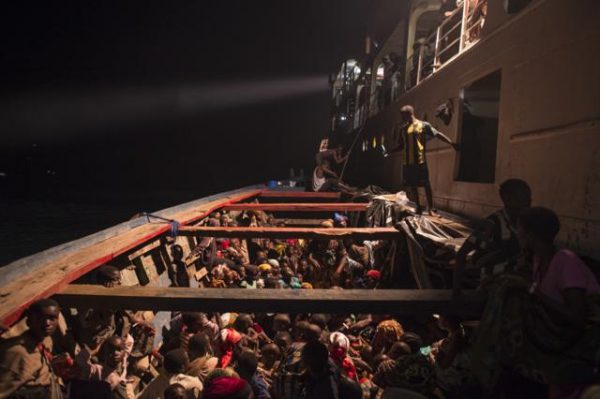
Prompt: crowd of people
<box><xmin>177</xmin><ymin>206</ymin><xmax>386</xmax><ymax>291</ymax></box>
<box><xmin>1</xmin><ymin>173</ymin><xmax>599</xmax><ymax>398</ymax></box>
<box><xmin>1</xmin><ymin>186</ymin><xmax>599</xmax><ymax>399</ymax></box>
<box><xmin>0</xmin><ymin>294</ymin><xmax>483</xmax><ymax>399</ymax></box>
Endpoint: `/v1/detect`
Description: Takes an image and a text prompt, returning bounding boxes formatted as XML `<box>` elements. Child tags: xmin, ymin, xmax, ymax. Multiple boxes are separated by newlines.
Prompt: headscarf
<box><xmin>373</xmin><ymin>319</ymin><xmax>404</xmax><ymax>354</ymax></box>
<box><xmin>219</xmin><ymin>328</ymin><xmax>242</xmax><ymax>368</ymax></box>
<box><xmin>329</xmin><ymin>332</ymin><xmax>350</xmax><ymax>351</ymax></box>
<box><xmin>320</xmin><ymin>220</ymin><xmax>334</xmax><ymax>228</ymax></box>
<box><xmin>375</xmin><ymin>319</ymin><xmax>404</xmax><ymax>343</ymax></box>
<box><xmin>203</xmin><ymin>376</ymin><xmax>251</xmax><ymax>399</ymax></box>
<box><xmin>220</xmin><ymin>313</ymin><xmax>238</xmax><ymax>328</ymax></box>
<box><xmin>258</xmin><ymin>263</ymin><xmax>272</xmax><ymax>272</ymax></box>
<box><xmin>333</xmin><ymin>213</ymin><xmax>348</xmax><ymax>225</ymax></box>
<box><xmin>329</xmin><ymin>332</ymin><xmax>357</xmax><ymax>380</ymax></box>
<box><xmin>366</xmin><ymin>270</ymin><xmax>381</xmax><ymax>280</ymax></box>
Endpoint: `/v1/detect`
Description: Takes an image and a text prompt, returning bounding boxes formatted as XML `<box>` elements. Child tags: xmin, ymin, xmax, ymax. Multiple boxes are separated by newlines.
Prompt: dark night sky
<box><xmin>0</xmin><ymin>1</ymin><xmax>372</xmax><ymax>197</ymax></box>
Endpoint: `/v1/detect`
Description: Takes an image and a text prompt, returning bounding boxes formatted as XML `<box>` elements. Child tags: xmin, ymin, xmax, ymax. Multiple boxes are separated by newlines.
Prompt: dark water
<box><xmin>0</xmin><ymin>190</ymin><xmax>213</xmax><ymax>266</ymax></box>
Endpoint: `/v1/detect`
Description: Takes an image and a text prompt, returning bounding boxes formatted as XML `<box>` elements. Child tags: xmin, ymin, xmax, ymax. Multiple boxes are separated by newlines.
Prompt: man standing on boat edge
<box><xmin>388</xmin><ymin>105</ymin><xmax>459</xmax><ymax>215</ymax></box>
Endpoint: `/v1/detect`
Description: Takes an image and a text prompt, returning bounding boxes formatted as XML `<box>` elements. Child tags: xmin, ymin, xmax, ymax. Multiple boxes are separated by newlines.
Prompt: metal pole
<box><xmin>459</xmin><ymin>0</ymin><xmax>470</xmax><ymax>51</ymax></box>
<box><xmin>433</xmin><ymin>26</ymin><xmax>442</xmax><ymax>72</ymax></box>
<box><xmin>416</xmin><ymin>44</ymin><xmax>425</xmax><ymax>84</ymax></box>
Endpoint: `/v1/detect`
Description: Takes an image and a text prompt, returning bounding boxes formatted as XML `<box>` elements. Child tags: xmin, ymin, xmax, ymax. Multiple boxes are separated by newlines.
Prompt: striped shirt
<box><xmin>401</xmin><ymin>120</ymin><xmax>440</xmax><ymax>165</ymax></box>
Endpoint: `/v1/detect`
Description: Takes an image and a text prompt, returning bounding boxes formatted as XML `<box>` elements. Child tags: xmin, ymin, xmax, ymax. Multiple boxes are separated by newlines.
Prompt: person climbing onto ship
<box><xmin>312</xmin><ymin>159</ymin><xmax>340</xmax><ymax>192</ymax></box>
<box><xmin>391</xmin><ymin>105</ymin><xmax>458</xmax><ymax>215</ymax></box>
<box><xmin>315</xmin><ymin>144</ymin><xmax>348</xmax><ymax>167</ymax></box>
<box><xmin>452</xmin><ymin>178</ymin><xmax>532</xmax><ymax>295</ymax></box>
<box><xmin>312</xmin><ymin>143</ymin><xmax>356</xmax><ymax>193</ymax></box>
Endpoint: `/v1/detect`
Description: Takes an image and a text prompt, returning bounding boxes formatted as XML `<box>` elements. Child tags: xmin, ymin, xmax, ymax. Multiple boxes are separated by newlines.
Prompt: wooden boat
<box><xmin>0</xmin><ymin>185</ymin><xmax>481</xmax><ymax>330</ymax></box>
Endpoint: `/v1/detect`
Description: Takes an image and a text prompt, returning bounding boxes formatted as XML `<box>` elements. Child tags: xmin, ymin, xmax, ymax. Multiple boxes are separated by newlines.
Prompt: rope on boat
<box><xmin>140</xmin><ymin>212</ymin><xmax>181</xmax><ymax>237</ymax></box>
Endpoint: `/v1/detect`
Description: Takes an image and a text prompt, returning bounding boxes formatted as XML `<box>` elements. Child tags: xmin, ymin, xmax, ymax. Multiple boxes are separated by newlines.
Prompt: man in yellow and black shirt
<box><xmin>396</xmin><ymin>105</ymin><xmax>458</xmax><ymax>214</ymax></box>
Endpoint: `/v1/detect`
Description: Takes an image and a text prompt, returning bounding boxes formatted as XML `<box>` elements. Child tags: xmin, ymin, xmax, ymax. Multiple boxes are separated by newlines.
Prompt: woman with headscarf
<box><xmin>372</xmin><ymin>319</ymin><xmax>404</xmax><ymax>355</ymax></box>
<box><xmin>218</xmin><ymin>328</ymin><xmax>242</xmax><ymax>368</ymax></box>
<box><xmin>202</xmin><ymin>372</ymin><xmax>253</xmax><ymax>399</ymax></box>
<box><xmin>328</xmin><ymin>332</ymin><xmax>357</xmax><ymax>381</ymax></box>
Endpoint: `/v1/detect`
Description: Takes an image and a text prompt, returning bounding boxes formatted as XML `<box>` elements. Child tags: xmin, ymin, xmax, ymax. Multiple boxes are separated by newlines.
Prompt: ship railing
<box><xmin>406</xmin><ymin>0</ymin><xmax>488</xmax><ymax>91</ymax></box>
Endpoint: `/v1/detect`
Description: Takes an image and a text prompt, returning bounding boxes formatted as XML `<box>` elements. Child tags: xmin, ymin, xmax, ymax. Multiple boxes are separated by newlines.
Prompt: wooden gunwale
<box><xmin>0</xmin><ymin>186</ymin><xmax>267</xmax><ymax>326</ymax></box>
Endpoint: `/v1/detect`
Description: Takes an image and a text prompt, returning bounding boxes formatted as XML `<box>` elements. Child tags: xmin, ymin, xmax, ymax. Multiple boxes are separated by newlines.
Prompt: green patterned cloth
<box><xmin>470</xmin><ymin>273</ymin><xmax>600</xmax><ymax>389</ymax></box>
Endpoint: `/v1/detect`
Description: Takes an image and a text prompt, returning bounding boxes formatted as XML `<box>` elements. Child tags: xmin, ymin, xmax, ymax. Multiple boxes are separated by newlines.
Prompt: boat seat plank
<box><xmin>178</xmin><ymin>226</ymin><xmax>400</xmax><ymax>240</ymax></box>
<box><xmin>271</xmin><ymin>218</ymin><xmax>330</xmax><ymax>226</ymax></box>
<box><xmin>221</xmin><ymin>203</ymin><xmax>367</xmax><ymax>212</ymax></box>
<box><xmin>54</xmin><ymin>285</ymin><xmax>483</xmax><ymax>317</ymax></box>
<box><xmin>259</xmin><ymin>191</ymin><xmax>341</xmax><ymax>199</ymax></box>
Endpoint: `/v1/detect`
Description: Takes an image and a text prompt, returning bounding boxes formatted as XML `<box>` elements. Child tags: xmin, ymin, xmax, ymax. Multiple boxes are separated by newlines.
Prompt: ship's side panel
<box><xmin>358</xmin><ymin>0</ymin><xmax>600</xmax><ymax>256</ymax></box>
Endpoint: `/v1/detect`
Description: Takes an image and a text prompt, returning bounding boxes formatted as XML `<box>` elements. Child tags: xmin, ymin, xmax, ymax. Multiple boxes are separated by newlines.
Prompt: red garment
<box><xmin>219</xmin><ymin>328</ymin><xmax>242</xmax><ymax>368</ymax></box>
<box><xmin>366</xmin><ymin>270</ymin><xmax>381</xmax><ymax>280</ymax></box>
<box><xmin>251</xmin><ymin>322</ymin><xmax>264</xmax><ymax>333</ymax></box>
<box><xmin>330</xmin><ymin>347</ymin><xmax>357</xmax><ymax>380</ymax></box>
<box><xmin>203</xmin><ymin>376</ymin><xmax>248</xmax><ymax>399</ymax></box>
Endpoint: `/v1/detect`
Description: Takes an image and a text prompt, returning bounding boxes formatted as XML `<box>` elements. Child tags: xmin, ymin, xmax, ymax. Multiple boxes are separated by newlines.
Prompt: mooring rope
<box><xmin>140</xmin><ymin>212</ymin><xmax>181</xmax><ymax>237</ymax></box>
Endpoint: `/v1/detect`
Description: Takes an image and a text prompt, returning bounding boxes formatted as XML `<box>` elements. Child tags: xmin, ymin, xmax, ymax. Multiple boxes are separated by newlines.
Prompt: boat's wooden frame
<box><xmin>0</xmin><ymin>186</ymin><xmax>477</xmax><ymax>326</ymax></box>
<box><xmin>221</xmin><ymin>203</ymin><xmax>368</xmax><ymax>212</ymax></box>
<box><xmin>0</xmin><ymin>186</ymin><xmax>262</xmax><ymax>325</ymax></box>
<box><xmin>55</xmin><ymin>285</ymin><xmax>482</xmax><ymax>316</ymax></box>
<box><xmin>178</xmin><ymin>226</ymin><xmax>400</xmax><ymax>240</ymax></box>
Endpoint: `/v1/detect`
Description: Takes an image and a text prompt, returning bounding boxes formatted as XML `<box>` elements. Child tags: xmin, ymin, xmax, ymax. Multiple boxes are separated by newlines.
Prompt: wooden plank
<box><xmin>194</xmin><ymin>268</ymin><xmax>208</xmax><ymax>282</ymax></box>
<box><xmin>54</xmin><ymin>285</ymin><xmax>484</xmax><ymax>317</ymax></box>
<box><xmin>222</xmin><ymin>203</ymin><xmax>367</xmax><ymax>212</ymax></box>
<box><xmin>0</xmin><ymin>187</ymin><xmax>263</xmax><ymax>326</ymax></box>
<box><xmin>178</xmin><ymin>226</ymin><xmax>400</xmax><ymax>240</ymax></box>
<box><xmin>272</xmin><ymin>218</ymin><xmax>330</xmax><ymax>227</ymax></box>
<box><xmin>127</xmin><ymin>240</ymin><xmax>162</xmax><ymax>261</ymax></box>
<box><xmin>120</xmin><ymin>266</ymin><xmax>140</xmax><ymax>287</ymax></box>
<box><xmin>259</xmin><ymin>191</ymin><xmax>341</xmax><ymax>199</ymax></box>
